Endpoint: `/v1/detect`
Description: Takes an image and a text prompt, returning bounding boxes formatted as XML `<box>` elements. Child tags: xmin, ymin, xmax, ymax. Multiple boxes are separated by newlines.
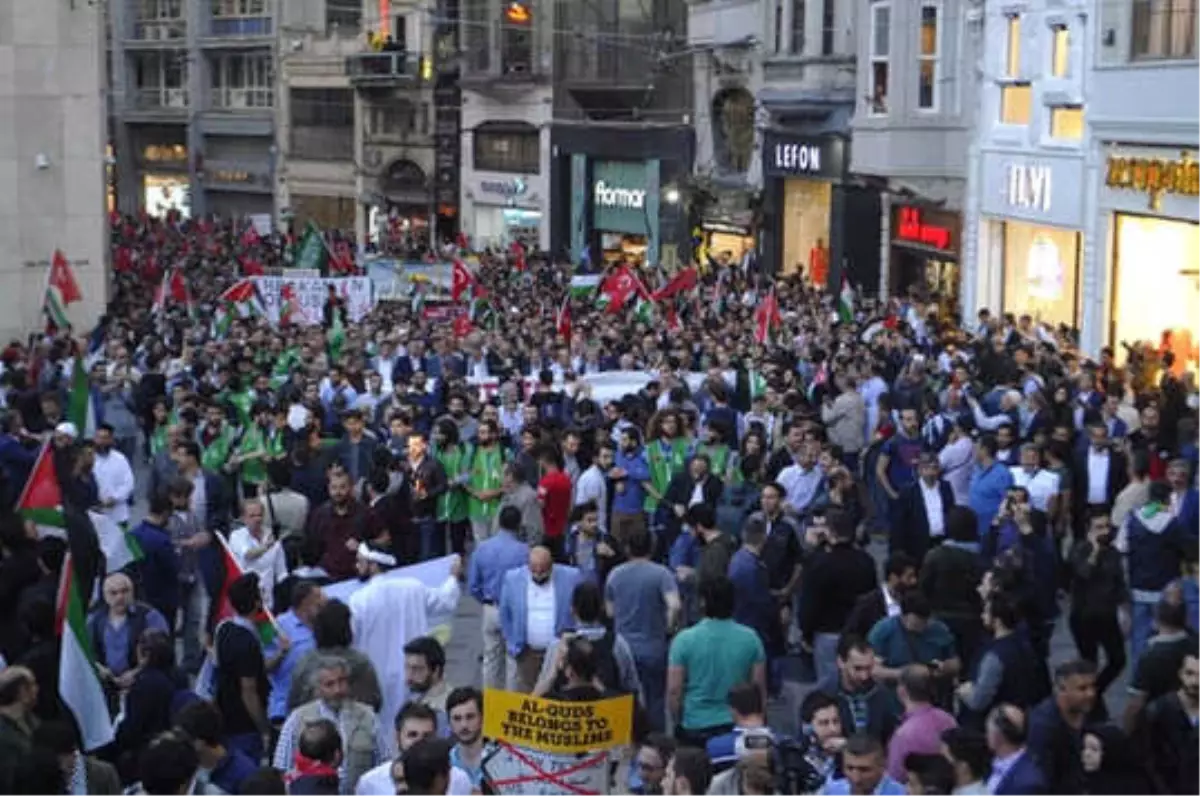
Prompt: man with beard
<box><xmin>348</xmin><ymin>544</ymin><xmax>462</xmax><ymax>755</ymax></box>
<box><xmin>1141</xmin><ymin>652</ymin><xmax>1199</xmax><ymax>795</ymax></box>
<box><xmin>465</xmin><ymin>420</ymin><xmax>507</xmax><ymax>544</ymax></box>
<box><xmin>309</xmin><ymin>469</ymin><xmax>368</xmax><ymax>582</ymax></box>
<box><xmin>91</xmin><ymin>424</ymin><xmax>135</xmax><ymax>528</ymax></box>
<box><xmin>406</xmin><ymin>433</ymin><xmax>448</xmax><ymax>560</ymax></box>
<box><xmin>445</xmin><ymin>687</ymin><xmax>485</xmax><ymax>789</ymax></box>
<box><xmin>404</xmin><ymin>636</ymin><xmax>451</xmax><ymax>729</ymax></box>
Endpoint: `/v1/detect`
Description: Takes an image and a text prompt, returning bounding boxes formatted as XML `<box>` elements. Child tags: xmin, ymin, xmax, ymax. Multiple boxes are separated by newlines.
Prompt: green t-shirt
<box><xmin>668</xmin><ymin>618</ymin><xmax>765</xmax><ymax>730</ymax></box>
<box><xmin>867</xmin><ymin>615</ymin><xmax>958</xmax><ymax>670</ymax></box>
<box><xmin>645</xmin><ymin>438</ymin><xmax>691</xmax><ymax>511</ymax></box>
<box><xmin>436</xmin><ymin>444</ymin><xmax>470</xmax><ymax>522</ymax></box>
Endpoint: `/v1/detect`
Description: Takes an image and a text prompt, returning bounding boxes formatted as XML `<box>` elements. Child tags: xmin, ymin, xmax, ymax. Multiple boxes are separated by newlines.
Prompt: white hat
<box><xmin>55</xmin><ymin>422</ymin><xmax>78</xmax><ymax>439</ymax></box>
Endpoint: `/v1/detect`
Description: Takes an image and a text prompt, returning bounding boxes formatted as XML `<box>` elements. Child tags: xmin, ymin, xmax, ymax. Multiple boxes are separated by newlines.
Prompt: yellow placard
<box><xmin>482</xmin><ymin>689</ymin><xmax>634</xmax><ymax>755</ymax></box>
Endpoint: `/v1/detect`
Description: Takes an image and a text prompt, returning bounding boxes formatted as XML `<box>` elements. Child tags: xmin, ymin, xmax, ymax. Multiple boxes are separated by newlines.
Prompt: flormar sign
<box><xmin>1105</xmin><ymin>150</ymin><xmax>1200</xmax><ymax>211</ymax></box>
<box><xmin>593</xmin><ymin>180</ymin><xmax>646</xmax><ymax>210</ymax></box>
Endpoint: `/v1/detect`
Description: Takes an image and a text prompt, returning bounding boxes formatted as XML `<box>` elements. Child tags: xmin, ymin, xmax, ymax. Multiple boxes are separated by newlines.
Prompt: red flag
<box><xmin>241</xmin><ymin>225</ymin><xmax>260</xmax><ymax>247</ymax></box>
<box><xmin>509</xmin><ymin>241</ymin><xmax>526</xmax><ymax>272</ymax></box>
<box><xmin>211</xmin><ymin>535</ymin><xmax>279</xmax><ymax>645</ymax></box>
<box><xmin>239</xmin><ymin>256</ymin><xmax>265</xmax><ymax>277</ymax></box>
<box><xmin>651</xmin><ymin>267</ymin><xmax>698</xmax><ymax>302</ymax></box>
<box><xmin>753</xmin><ymin>288</ymin><xmax>782</xmax><ymax>345</ymax></box>
<box><xmin>665</xmin><ymin>304</ymin><xmax>681</xmax><ymax>332</ymax></box>
<box><xmin>452</xmin><ymin>313</ymin><xmax>473</xmax><ymax>339</ymax></box>
<box><xmin>49</xmin><ymin>250</ymin><xmax>83</xmax><ymax>304</ymax></box>
<box><xmin>600</xmin><ymin>266</ymin><xmax>644</xmax><ymax>315</ymax></box>
<box><xmin>168</xmin><ymin>269</ymin><xmax>189</xmax><ymax>303</ymax></box>
<box><xmin>451</xmin><ymin>259</ymin><xmax>475</xmax><ymax>302</ymax></box>
<box><xmin>455</xmin><ymin>231</ymin><xmax>468</xmax><ymax>251</ymax></box>
<box><xmin>556</xmin><ymin>296</ymin><xmax>571</xmax><ymax>341</ymax></box>
<box><xmin>331</xmin><ymin>240</ymin><xmax>355</xmax><ymax>274</ymax></box>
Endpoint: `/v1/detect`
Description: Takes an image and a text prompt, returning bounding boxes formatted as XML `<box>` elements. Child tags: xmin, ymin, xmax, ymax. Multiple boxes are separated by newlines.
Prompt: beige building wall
<box><xmin>0</xmin><ymin>0</ymin><xmax>108</xmax><ymax>340</ymax></box>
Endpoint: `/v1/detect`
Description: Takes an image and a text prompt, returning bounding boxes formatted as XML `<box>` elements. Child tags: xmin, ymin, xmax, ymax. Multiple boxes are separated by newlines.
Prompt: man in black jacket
<box><xmin>843</xmin><ymin>552</ymin><xmax>918</xmax><ymax>640</ymax></box>
<box><xmin>800</xmin><ymin>510</ymin><xmax>878</xmax><ymax>683</ymax></box>
<box><xmin>892</xmin><ymin>454</ymin><xmax>955</xmax><ymax>560</ymax></box>
<box><xmin>662</xmin><ymin>453</ymin><xmax>723</xmax><ymax>554</ymax></box>
<box><xmin>813</xmin><ymin>635</ymin><xmax>902</xmax><ymax>744</ymax></box>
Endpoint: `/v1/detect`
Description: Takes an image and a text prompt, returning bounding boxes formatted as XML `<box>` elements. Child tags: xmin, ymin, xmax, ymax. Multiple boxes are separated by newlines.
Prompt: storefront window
<box><xmin>781</xmin><ymin>179</ymin><xmax>831</xmax><ymax>283</ymax></box>
<box><xmin>1112</xmin><ymin>214</ymin><xmax>1200</xmax><ymax>371</ymax></box>
<box><xmin>144</xmin><ymin>174</ymin><xmax>190</xmax><ymax>218</ymax></box>
<box><xmin>473</xmin><ymin>123</ymin><xmax>540</xmax><ymax>174</ymax></box>
<box><xmin>1002</xmin><ymin>221</ymin><xmax>1079</xmax><ymax>327</ymax></box>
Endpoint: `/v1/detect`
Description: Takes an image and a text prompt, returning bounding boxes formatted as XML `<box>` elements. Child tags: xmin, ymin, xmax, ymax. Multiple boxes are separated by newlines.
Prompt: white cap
<box><xmin>55</xmin><ymin>422</ymin><xmax>78</xmax><ymax>439</ymax></box>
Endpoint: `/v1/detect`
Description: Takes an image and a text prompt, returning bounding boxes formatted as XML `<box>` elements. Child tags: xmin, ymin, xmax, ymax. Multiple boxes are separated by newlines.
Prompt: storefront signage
<box><xmin>480</xmin><ymin>177</ymin><xmax>528</xmax><ymax>198</ymax></box>
<box><xmin>593</xmin><ymin>180</ymin><xmax>646</xmax><ymax>210</ymax></box>
<box><xmin>1104</xmin><ymin>150</ymin><xmax>1199</xmax><ymax>211</ymax></box>
<box><xmin>761</xmin><ymin>132</ymin><xmax>844</xmax><ymax>180</ymax></box>
<box><xmin>1005</xmin><ymin>163</ymin><xmax>1052</xmax><ymax>213</ymax></box>
<box><xmin>894</xmin><ymin>207</ymin><xmax>955</xmax><ymax>251</ymax></box>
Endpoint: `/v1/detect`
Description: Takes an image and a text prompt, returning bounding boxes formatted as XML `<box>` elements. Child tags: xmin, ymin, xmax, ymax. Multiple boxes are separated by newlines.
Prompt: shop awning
<box><xmin>757</xmin><ymin>90</ymin><xmax>854</xmax><ymax>135</ymax></box>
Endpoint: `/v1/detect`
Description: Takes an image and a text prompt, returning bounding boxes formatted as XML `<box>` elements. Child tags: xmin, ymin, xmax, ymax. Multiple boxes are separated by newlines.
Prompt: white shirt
<box><xmin>777</xmin><ymin>464</ymin><xmax>825</xmax><ymax>513</ymax></box>
<box><xmin>574</xmin><ymin>465</ymin><xmax>609</xmax><ymax>532</ymax></box>
<box><xmin>1087</xmin><ymin>447</ymin><xmax>1111</xmax><ymax>505</ymax></box>
<box><xmin>355</xmin><ymin>759</ymin><xmax>473</xmax><ymax>795</ymax></box>
<box><xmin>919</xmin><ymin>479</ymin><xmax>946</xmax><ymax>538</ymax></box>
<box><xmin>1010</xmin><ymin>467</ymin><xmax>1060</xmax><ymax>513</ymax></box>
<box><xmin>92</xmin><ymin>449</ymin><xmax>135</xmax><ymax>524</ymax></box>
<box><xmin>689</xmin><ymin>477</ymin><xmax>708</xmax><ymax>507</ymax></box>
<box><xmin>882</xmin><ymin>585</ymin><xmax>901</xmax><ymax>618</ymax></box>
<box><xmin>938</xmin><ymin>436</ymin><xmax>975</xmax><ymax>506</ymax></box>
<box><xmin>228</xmin><ymin>525</ymin><xmax>289</xmax><ymax>607</ymax></box>
<box><xmin>525</xmin><ymin>578</ymin><xmax>556</xmax><ymax>651</ymax></box>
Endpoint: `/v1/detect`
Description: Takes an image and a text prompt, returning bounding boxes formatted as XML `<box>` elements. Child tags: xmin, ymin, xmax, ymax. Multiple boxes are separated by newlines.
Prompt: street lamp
<box><xmin>664</xmin><ymin>187</ymin><xmax>681</xmax><ymax>205</ymax></box>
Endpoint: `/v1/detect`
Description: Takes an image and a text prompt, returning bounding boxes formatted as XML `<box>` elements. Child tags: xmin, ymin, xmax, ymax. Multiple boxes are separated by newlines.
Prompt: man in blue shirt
<box><xmin>267</xmin><ymin>580</ymin><xmax>324</xmax><ymax>723</ymax></box>
<box><xmin>969</xmin><ymin>434</ymin><xmax>1014</xmax><ymax>539</ymax></box>
<box><xmin>820</xmin><ymin>733</ymin><xmax>906</xmax><ymax>795</ymax></box>
<box><xmin>728</xmin><ymin>517</ymin><xmax>778</xmax><ymax>664</ymax></box>
<box><xmin>175</xmin><ymin>699</ymin><xmax>258</xmax><ymax>795</ymax></box>
<box><xmin>467</xmin><ymin>506</ymin><xmax>529</xmax><ymax>691</ymax></box>
<box><xmin>129</xmin><ymin>492</ymin><xmax>181</xmax><ymax>624</ymax></box>
<box><xmin>610</xmin><ymin>427</ymin><xmax>651</xmax><ymax>545</ymax></box>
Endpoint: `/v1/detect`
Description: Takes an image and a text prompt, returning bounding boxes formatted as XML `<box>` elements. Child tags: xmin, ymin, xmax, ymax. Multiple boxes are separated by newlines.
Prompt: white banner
<box><xmin>250</xmin><ymin>276</ymin><xmax>375</xmax><ymax>325</ymax></box>
<box><xmin>466</xmin><ymin>370</ymin><xmax>723</xmax><ymax>405</ymax></box>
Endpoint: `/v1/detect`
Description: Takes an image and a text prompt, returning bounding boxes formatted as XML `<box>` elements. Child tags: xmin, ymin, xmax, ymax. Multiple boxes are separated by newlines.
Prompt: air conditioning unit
<box><xmin>228</xmin><ymin>88</ymin><xmax>249</xmax><ymax>109</ymax></box>
<box><xmin>164</xmin><ymin>88</ymin><xmax>187</xmax><ymax>108</ymax></box>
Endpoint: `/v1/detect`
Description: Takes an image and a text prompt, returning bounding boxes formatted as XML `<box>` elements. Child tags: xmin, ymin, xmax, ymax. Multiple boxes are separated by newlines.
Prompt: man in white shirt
<box><xmin>937</xmin><ymin>421</ymin><xmax>975</xmax><ymax>506</ymax></box>
<box><xmin>777</xmin><ymin>442</ymin><xmax>825</xmax><ymax>515</ymax></box>
<box><xmin>355</xmin><ymin>702</ymin><xmax>473</xmax><ymax>795</ymax></box>
<box><xmin>92</xmin><ymin>423</ymin><xmax>135</xmax><ymax>527</ymax></box>
<box><xmin>574</xmin><ymin>442</ymin><xmax>613</xmax><ymax>533</ymax></box>
<box><xmin>228</xmin><ymin>501</ymin><xmax>288</xmax><ymax>609</ymax></box>
<box><xmin>1009</xmin><ymin>443</ymin><xmax>1059</xmax><ymax>514</ymax></box>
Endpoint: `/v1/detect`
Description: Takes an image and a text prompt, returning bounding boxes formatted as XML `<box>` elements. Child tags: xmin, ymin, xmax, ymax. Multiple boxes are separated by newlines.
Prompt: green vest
<box><xmin>467</xmin><ymin>444</ymin><xmax>506</xmax><ymax>520</ymax></box>
<box><xmin>436</xmin><ymin>444</ymin><xmax>470</xmax><ymax>522</ymax></box>
<box><xmin>645</xmin><ymin>438</ymin><xmax>691</xmax><ymax>511</ymax></box>
<box><xmin>201</xmin><ymin>426</ymin><xmax>234</xmax><ymax>472</ymax></box>
<box><xmin>238</xmin><ymin>423</ymin><xmax>268</xmax><ymax>485</ymax></box>
<box><xmin>149</xmin><ymin>425</ymin><xmax>169</xmax><ymax>458</ymax></box>
<box><xmin>228</xmin><ymin>390</ymin><xmax>255</xmax><ymax>428</ymax></box>
<box><xmin>699</xmin><ymin>443</ymin><xmax>731</xmax><ymax>480</ymax></box>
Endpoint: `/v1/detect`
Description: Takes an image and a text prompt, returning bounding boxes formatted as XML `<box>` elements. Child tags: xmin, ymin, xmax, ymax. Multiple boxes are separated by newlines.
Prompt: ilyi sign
<box><xmin>980</xmin><ymin>152</ymin><xmax>1084</xmax><ymax>228</ymax></box>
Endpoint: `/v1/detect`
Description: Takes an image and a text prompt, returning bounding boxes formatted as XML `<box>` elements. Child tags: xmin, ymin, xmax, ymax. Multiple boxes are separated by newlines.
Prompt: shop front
<box><xmin>975</xmin><ymin>152</ymin><xmax>1086</xmax><ymax>329</ymax></box>
<box><xmin>549</xmin><ymin>125</ymin><xmax>693</xmax><ymax>269</ymax></box>
<box><xmin>889</xmin><ymin>205</ymin><xmax>962</xmax><ymax>316</ymax></box>
<box><xmin>760</xmin><ymin>131</ymin><xmax>881</xmax><ymax>291</ymax></box>
<box><xmin>464</xmin><ymin>174</ymin><xmax>545</xmax><ymax>249</ymax></box>
<box><xmin>1099</xmin><ymin>146</ymin><xmax>1200</xmax><ymax>371</ymax></box>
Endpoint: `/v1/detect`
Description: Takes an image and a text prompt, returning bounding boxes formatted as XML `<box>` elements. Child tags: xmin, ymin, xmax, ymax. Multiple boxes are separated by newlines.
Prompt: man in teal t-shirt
<box><xmin>667</xmin><ymin>575</ymin><xmax>766</xmax><ymax>746</ymax></box>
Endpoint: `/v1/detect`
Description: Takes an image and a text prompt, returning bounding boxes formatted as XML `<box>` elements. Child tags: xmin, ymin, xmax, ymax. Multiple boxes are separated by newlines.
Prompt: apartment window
<box><xmin>291</xmin><ymin>89</ymin><xmax>353</xmax><ymax>160</ymax></box>
<box><xmin>773</xmin><ymin>0</ymin><xmax>784</xmax><ymax>52</ymax></box>
<box><xmin>1005</xmin><ymin>15</ymin><xmax>1021</xmax><ymax>77</ymax></box>
<box><xmin>868</xmin><ymin>2</ymin><xmax>890</xmax><ymax>114</ymax></box>
<box><xmin>1051</xmin><ymin>25</ymin><xmax>1070</xmax><ymax>77</ymax></box>
<box><xmin>1132</xmin><ymin>0</ymin><xmax>1197</xmax><ymax>60</ymax></box>
<box><xmin>791</xmin><ymin>0</ymin><xmax>806</xmax><ymax>54</ymax></box>
<box><xmin>917</xmin><ymin>2</ymin><xmax>941</xmax><ymax>110</ymax></box>
<box><xmin>326</xmin><ymin>0</ymin><xmax>361</xmax><ymax>30</ymax></box>
<box><xmin>138</xmin><ymin>0</ymin><xmax>182</xmax><ymax>20</ymax></box>
<box><xmin>211</xmin><ymin>0</ymin><xmax>267</xmax><ymax>16</ymax></box>
<box><xmin>368</xmin><ymin>101</ymin><xmax>417</xmax><ymax>136</ymax></box>
<box><xmin>210</xmin><ymin>54</ymin><xmax>274</xmax><ymax>108</ymax></box>
<box><xmin>1050</xmin><ymin>106</ymin><xmax>1084</xmax><ymax>140</ymax></box>
<box><xmin>473</xmin><ymin>123</ymin><xmax>540</xmax><ymax>174</ymax></box>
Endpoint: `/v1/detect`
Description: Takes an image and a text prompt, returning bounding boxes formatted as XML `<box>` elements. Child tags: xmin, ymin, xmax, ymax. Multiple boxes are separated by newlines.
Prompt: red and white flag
<box><xmin>451</xmin><ymin>258</ymin><xmax>475</xmax><ymax>302</ymax></box>
<box><xmin>556</xmin><ymin>295</ymin><xmax>571</xmax><ymax>341</ymax></box>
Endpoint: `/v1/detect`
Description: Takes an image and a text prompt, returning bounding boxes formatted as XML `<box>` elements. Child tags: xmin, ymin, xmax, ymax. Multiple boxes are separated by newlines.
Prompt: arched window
<box><xmin>711</xmin><ymin>88</ymin><xmax>757</xmax><ymax>174</ymax></box>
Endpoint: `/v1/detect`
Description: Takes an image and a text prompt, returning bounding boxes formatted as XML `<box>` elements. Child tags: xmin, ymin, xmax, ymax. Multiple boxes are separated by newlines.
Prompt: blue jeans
<box><xmin>635</xmin><ymin>653</ymin><xmax>668</xmax><ymax>733</ymax></box>
<box><xmin>813</xmin><ymin>632</ymin><xmax>841</xmax><ymax>684</ymax></box>
<box><xmin>1131</xmin><ymin>597</ymin><xmax>1158</xmax><ymax>663</ymax></box>
<box><xmin>417</xmin><ymin>517</ymin><xmax>444</xmax><ymax>560</ymax></box>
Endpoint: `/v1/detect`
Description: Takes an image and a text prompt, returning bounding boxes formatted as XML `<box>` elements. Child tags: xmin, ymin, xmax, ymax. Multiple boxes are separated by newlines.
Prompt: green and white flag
<box><xmin>67</xmin><ymin>357</ymin><xmax>97</xmax><ymax>439</ymax></box>
<box><xmin>90</xmin><ymin>510</ymin><xmax>145</xmax><ymax>574</ymax></box>
<box><xmin>838</xmin><ymin>277</ymin><xmax>855</xmax><ymax>324</ymax></box>
<box><xmin>634</xmin><ymin>298</ymin><xmax>655</xmax><ymax>324</ymax></box>
<box><xmin>18</xmin><ymin>444</ymin><xmax>67</xmax><ymax>539</ymax></box>
<box><xmin>569</xmin><ymin>274</ymin><xmax>602</xmax><ymax>300</ymax></box>
<box><xmin>57</xmin><ymin>554</ymin><xmax>116</xmax><ymax>751</ymax></box>
<box><xmin>294</xmin><ymin>221</ymin><xmax>329</xmax><ymax>272</ymax></box>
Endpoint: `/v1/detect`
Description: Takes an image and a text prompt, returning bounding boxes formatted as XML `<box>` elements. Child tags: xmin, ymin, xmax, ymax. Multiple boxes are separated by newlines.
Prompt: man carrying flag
<box><xmin>44</xmin><ymin>249</ymin><xmax>83</xmax><ymax>330</ymax></box>
<box><xmin>838</xmin><ymin>276</ymin><xmax>856</xmax><ymax>324</ymax></box>
<box><xmin>753</xmin><ymin>287</ymin><xmax>782</xmax><ymax>345</ymax></box>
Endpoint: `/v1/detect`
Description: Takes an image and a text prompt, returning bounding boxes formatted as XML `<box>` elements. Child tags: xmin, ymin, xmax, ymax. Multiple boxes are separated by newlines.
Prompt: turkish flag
<box><xmin>556</xmin><ymin>296</ymin><xmax>571</xmax><ymax>341</ymax></box>
<box><xmin>600</xmin><ymin>266</ymin><xmax>645</xmax><ymax>315</ymax></box>
<box><xmin>651</xmin><ymin>267</ymin><xmax>698</xmax><ymax>302</ymax></box>
<box><xmin>453</xmin><ymin>313</ymin><xmax>473</xmax><ymax>338</ymax></box>
<box><xmin>451</xmin><ymin>259</ymin><xmax>475</xmax><ymax>302</ymax></box>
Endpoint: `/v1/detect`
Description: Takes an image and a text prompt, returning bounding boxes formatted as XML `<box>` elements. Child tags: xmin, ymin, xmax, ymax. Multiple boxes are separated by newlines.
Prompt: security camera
<box><xmin>34</xmin><ymin>153</ymin><xmax>50</xmax><ymax>170</ymax></box>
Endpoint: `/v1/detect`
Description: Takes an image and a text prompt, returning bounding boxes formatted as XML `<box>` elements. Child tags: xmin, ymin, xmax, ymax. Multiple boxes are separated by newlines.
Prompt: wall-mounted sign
<box><xmin>593</xmin><ymin>180</ymin><xmax>646</xmax><ymax>210</ymax></box>
<box><xmin>761</xmin><ymin>132</ymin><xmax>844</xmax><ymax>180</ymax></box>
<box><xmin>893</xmin><ymin>206</ymin><xmax>956</xmax><ymax>252</ymax></box>
<box><xmin>1005</xmin><ymin>163</ymin><xmax>1052</xmax><ymax>213</ymax></box>
<box><xmin>1105</xmin><ymin>150</ymin><xmax>1199</xmax><ymax>211</ymax></box>
<box><xmin>480</xmin><ymin>177</ymin><xmax>528</xmax><ymax>197</ymax></box>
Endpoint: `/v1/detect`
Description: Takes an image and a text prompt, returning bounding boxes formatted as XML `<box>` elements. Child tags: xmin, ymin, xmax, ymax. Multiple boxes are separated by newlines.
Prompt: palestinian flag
<box><xmin>220</xmin><ymin>278</ymin><xmax>267</xmax><ymax>318</ymax></box>
<box><xmin>634</xmin><ymin>298</ymin><xmax>655</xmax><ymax>325</ymax></box>
<box><xmin>67</xmin><ymin>357</ymin><xmax>97</xmax><ymax>440</ymax></box>
<box><xmin>44</xmin><ymin>250</ymin><xmax>82</xmax><ymax>329</ymax></box>
<box><xmin>18</xmin><ymin>444</ymin><xmax>67</xmax><ymax>539</ymax></box>
<box><xmin>838</xmin><ymin>277</ymin><xmax>855</xmax><ymax>324</ymax></box>
<box><xmin>90</xmin><ymin>510</ymin><xmax>144</xmax><ymax>574</ymax></box>
<box><xmin>212</xmin><ymin>533</ymin><xmax>279</xmax><ymax>646</ymax></box>
<box><xmin>56</xmin><ymin>554</ymin><xmax>115</xmax><ymax>751</ymax></box>
<box><xmin>753</xmin><ymin>288</ymin><xmax>782</xmax><ymax>346</ymax></box>
<box><xmin>211</xmin><ymin>305</ymin><xmax>233</xmax><ymax>339</ymax></box>
<box><xmin>569</xmin><ymin>274</ymin><xmax>602</xmax><ymax>300</ymax></box>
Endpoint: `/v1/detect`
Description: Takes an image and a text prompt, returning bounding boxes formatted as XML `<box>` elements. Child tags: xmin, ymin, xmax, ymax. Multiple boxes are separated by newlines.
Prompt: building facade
<box><xmin>687</xmin><ymin>0</ymin><xmax>879</xmax><ymax>289</ymax></box>
<box><xmin>851</xmin><ymin>0</ymin><xmax>982</xmax><ymax>311</ymax></box>
<box><xmin>0</xmin><ymin>0</ymin><xmax>108</xmax><ymax>338</ymax></box>
<box><xmin>961</xmin><ymin>0</ymin><xmax>1092</xmax><ymax>332</ymax></box>
<box><xmin>108</xmin><ymin>0</ymin><xmax>279</xmax><ymax>218</ymax></box>
<box><xmin>275</xmin><ymin>1</ymin><xmax>361</xmax><ymax>233</ymax></box>
<box><xmin>1083</xmin><ymin>1</ymin><xmax>1199</xmax><ymax>364</ymax></box>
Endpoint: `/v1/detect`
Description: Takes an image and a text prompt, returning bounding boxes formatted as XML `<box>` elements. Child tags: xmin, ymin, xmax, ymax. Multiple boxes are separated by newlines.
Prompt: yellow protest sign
<box><xmin>483</xmin><ymin>689</ymin><xmax>633</xmax><ymax>755</ymax></box>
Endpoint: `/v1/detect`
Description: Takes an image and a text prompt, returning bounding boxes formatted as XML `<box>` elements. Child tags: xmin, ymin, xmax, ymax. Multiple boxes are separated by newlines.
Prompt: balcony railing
<box><xmin>345</xmin><ymin>51</ymin><xmax>426</xmax><ymax>85</ymax></box>
<box><xmin>131</xmin><ymin>19</ymin><xmax>187</xmax><ymax>42</ymax></box>
<box><xmin>207</xmin><ymin>15</ymin><xmax>273</xmax><ymax>38</ymax></box>
<box><xmin>130</xmin><ymin>86</ymin><xmax>190</xmax><ymax>111</ymax></box>
<box><xmin>210</xmin><ymin>86</ymin><xmax>274</xmax><ymax>110</ymax></box>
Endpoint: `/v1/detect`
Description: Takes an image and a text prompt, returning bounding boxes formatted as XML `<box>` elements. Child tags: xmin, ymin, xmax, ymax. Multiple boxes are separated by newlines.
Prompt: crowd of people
<box><xmin>0</xmin><ymin>211</ymin><xmax>1195</xmax><ymax>795</ymax></box>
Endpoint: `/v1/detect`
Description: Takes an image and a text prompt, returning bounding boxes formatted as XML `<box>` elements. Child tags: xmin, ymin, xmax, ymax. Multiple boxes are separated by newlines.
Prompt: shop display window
<box><xmin>1001</xmin><ymin>221</ymin><xmax>1079</xmax><ymax>327</ymax></box>
<box><xmin>781</xmin><ymin>179</ymin><xmax>832</xmax><ymax>282</ymax></box>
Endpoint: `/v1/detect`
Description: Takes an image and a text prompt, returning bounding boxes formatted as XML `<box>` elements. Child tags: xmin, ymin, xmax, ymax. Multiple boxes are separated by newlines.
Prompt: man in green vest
<box><xmin>433</xmin><ymin>419</ymin><xmax>471</xmax><ymax>555</ymax></box>
<box><xmin>466</xmin><ymin>420</ymin><xmax>507</xmax><ymax>543</ymax></box>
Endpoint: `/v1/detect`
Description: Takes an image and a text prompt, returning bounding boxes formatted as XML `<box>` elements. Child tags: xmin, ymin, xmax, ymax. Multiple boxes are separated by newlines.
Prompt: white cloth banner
<box><xmin>466</xmin><ymin>370</ymin><xmax>722</xmax><ymax>405</ymax></box>
<box><xmin>250</xmin><ymin>276</ymin><xmax>375</xmax><ymax>325</ymax></box>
